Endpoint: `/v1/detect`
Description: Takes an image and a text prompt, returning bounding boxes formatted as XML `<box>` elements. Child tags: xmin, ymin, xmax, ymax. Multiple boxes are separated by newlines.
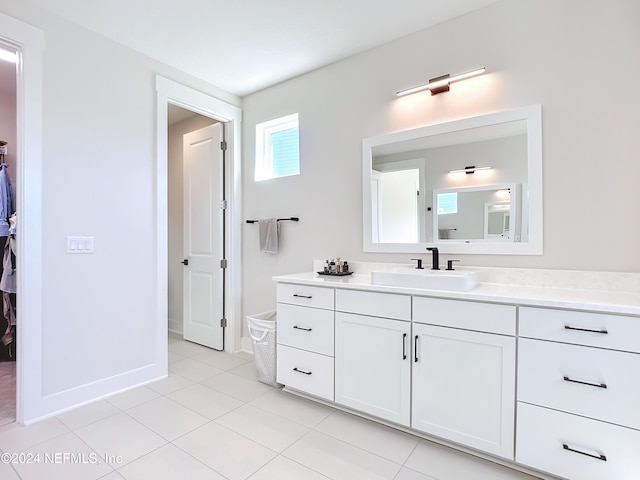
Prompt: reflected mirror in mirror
<box><xmin>434</xmin><ymin>184</ymin><xmax>519</xmax><ymax>242</ymax></box>
<box><xmin>362</xmin><ymin>105</ymin><xmax>542</xmax><ymax>255</ymax></box>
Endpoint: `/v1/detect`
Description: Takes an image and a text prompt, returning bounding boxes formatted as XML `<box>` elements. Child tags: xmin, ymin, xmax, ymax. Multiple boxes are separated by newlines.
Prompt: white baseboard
<box><xmin>241</xmin><ymin>336</ymin><xmax>254</xmax><ymax>355</ymax></box>
<box><xmin>168</xmin><ymin>318</ymin><xmax>183</xmax><ymax>334</ymax></box>
<box><xmin>24</xmin><ymin>363</ymin><xmax>167</xmax><ymax>425</ymax></box>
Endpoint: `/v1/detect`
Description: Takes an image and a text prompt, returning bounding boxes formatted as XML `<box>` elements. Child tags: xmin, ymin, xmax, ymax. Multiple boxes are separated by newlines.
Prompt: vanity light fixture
<box><xmin>396</xmin><ymin>67</ymin><xmax>486</xmax><ymax>97</ymax></box>
<box><xmin>448</xmin><ymin>165</ymin><xmax>492</xmax><ymax>175</ymax></box>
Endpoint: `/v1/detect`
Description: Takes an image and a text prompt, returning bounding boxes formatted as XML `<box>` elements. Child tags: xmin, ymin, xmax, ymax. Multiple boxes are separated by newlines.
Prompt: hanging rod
<box><xmin>246</xmin><ymin>217</ymin><xmax>299</xmax><ymax>224</ymax></box>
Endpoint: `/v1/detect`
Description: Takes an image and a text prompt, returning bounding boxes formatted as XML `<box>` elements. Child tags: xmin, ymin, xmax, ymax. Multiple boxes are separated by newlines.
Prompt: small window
<box><xmin>437</xmin><ymin>192</ymin><xmax>458</xmax><ymax>215</ymax></box>
<box><xmin>255</xmin><ymin>113</ymin><xmax>300</xmax><ymax>181</ymax></box>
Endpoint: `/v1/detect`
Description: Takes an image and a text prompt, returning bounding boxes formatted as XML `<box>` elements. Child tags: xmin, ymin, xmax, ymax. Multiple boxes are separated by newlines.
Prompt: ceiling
<box><xmin>25</xmin><ymin>0</ymin><xmax>499</xmax><ymax>97</ymax></box>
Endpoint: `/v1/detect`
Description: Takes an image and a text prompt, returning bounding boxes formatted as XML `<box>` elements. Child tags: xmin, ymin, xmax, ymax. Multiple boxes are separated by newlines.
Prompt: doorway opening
<box><xmin>0</xmin><ymin>11</ymin><xmax>44</xmax><ymax>425</ymax></box>
<box><xmin>156</xmin><ymin>76</ymin><xmax>243</xmax><ymax>357</ymax></box>
<box><xmin>0</xmin><ymin>41</ymin><xmax>17</xmax><ymax>427</ymax></box>
<box><xmin>167</xmin><ymin>107</ymin><xmax>226</xmax><ymax>350</ymax></box>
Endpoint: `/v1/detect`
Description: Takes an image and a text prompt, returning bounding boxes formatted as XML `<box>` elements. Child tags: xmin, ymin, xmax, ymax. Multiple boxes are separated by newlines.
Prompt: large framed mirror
<box><xmin>362</xmin><ymin>105</ymin><xmax>542</xmax><ymax>254</ymax></box>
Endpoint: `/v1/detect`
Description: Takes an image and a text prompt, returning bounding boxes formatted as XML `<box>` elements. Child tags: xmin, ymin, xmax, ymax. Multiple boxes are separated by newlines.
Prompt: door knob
<box><xmin>181</xmin><ymin>259</ymin><xmax>189</xmax><ymax>265</ymax></box>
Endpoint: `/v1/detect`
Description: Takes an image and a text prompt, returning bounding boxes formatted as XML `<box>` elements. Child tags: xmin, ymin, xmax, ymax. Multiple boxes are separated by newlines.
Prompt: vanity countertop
<box><xmin>273</xmin><ymin>271</ymin><xmax>640</xmax><ymax>316</ymax></box>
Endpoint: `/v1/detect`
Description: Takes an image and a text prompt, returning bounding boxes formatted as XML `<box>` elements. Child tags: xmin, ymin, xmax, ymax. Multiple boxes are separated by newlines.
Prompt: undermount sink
<box><xmin>370</xmin><ymin>267</ymin><xmax>479</xmax><ymax>292</ymax></box>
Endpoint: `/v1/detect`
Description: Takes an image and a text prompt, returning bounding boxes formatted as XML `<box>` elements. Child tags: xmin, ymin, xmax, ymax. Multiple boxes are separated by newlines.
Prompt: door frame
<box><xmin>1</xmin><ymin>12</ymin><xmax>45</xmax><ymax>424</ymax></box>
<box><xmin>156</xmin><ymin>76</ymin><xmax>242</xmax><ymax>353</ymax></box>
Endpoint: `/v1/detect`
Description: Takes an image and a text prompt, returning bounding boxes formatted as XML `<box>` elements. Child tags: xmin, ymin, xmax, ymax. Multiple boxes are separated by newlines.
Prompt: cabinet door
<box><xmin>335</xmin><ymin>312</ymin><xmax>411</xmax><ymax>425</ymax></box>
<box><xmin>412</xmin><ymin>324</ymin><xmax>516</xmax><ymax>459</ymax></box>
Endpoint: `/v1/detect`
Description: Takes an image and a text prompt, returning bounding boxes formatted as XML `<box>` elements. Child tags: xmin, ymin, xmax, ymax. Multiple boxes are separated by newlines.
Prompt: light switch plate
<box><xmin>67</xmin><ymin>236</ymin><xmax>94</xmax><ymax>254</ymax></box>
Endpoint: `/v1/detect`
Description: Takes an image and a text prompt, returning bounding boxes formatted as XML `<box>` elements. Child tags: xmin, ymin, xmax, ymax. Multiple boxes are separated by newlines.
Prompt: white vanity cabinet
<box><xmin>276</xmin><ymin>283</ymin><xmax>335</xmax><ymax>401</ymax></box>
<box><xmin>273</xmin><ymin>269</ymin><xmax>640</xmax><ymax>480</ymax></box>
<box><xmin>516</xmin><ymin>307</ymin><xmax>640</xmax><ymax>480</ymax></box>
<box><xmin>334</xmin><ymin>289</ymin><xmax>412</xmax><ymax>425</ymax></box>
<box><xmin>412</xmin><ymin>297</ymin><xmax>516</xmax><ymax>459</ymax></box>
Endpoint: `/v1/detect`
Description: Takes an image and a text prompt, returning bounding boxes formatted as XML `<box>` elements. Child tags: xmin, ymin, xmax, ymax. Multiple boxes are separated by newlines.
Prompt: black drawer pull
<box><xmin>563</xmin><ymin>444</ymin><xmax>607</xmax><ymax>462</ymax></box>
<box><xmin>293</xmin><ymin>294</ymin><xmax>312</xmax><ymax>299</ymax></box>
<box><xmin>563</xmin><ymin>376</ymin><xmax>607</xmax><ymax>389</ymax></box>
<box><xmin>564</xmin><ymin>325</ymin><xmax>608</xmax><ymax>335</ymax></box>
<box><xmin>293</xmin><ymin>367</ymin><xmax>312</xmax><ymax>375</ymax></box>
<box><xmin>402</xmin><ymin>333</ymin><xmax>407</xmax><ymax>360</ymax></box>
<box><xmin>293</xmin><ymin>325</ymin><xmax>312</xmax><ymax>332</ymax></box>
<box><xmin>414</xmin><ymin>335</ymin><xmax>419</xmax><ymax>362</ymax></box>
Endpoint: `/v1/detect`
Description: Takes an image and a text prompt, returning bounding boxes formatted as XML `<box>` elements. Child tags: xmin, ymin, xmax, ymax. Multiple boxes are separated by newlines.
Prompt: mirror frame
<box><xmin>362</xmin><ymin>105</ymin><xmax>542</xmax><ymax>255</ymax></box>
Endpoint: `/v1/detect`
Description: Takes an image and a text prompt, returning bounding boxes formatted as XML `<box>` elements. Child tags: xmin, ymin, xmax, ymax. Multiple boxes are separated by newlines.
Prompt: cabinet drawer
<box><xmin>518</xmin><ymin>338</ymin><xmax>640</xmax><ymax>429</ymax></box>
<box><xmin>413</xmin><ymin>297</ymin><xmax>515</xmax><ymax>335</ymax></box>
<box><xmin>276</xmin><ymin>303</ymin><xmax>334</xmax><ymax>356</ymax></box>
<box><xmin>516</xmin><ymin>402</ymin><xmax>640</xmax><ymax>480</ymax></box>
<box><xmin>276</xmin><ymin>345</ymin><xmax>334</xmax><ymax>401</ymax></box>
<box><xmin>519</xmin><ymin>307</ymin><xmax>640</xmax><ymax>353</ymax></box>
<box><xmin>277</xmin><ymin>283</ymin><xmax>334</xmax><ymax>310</ymax></box>
<box><xmin>335</xmin><ymin>289</ymin><xmax>410</xmax><ymax>320</ymax></box>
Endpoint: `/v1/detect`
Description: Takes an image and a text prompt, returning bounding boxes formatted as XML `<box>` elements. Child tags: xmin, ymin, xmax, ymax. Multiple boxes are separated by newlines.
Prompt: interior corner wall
<box><xmin>0</xmin><ymin>3</ymin><xmax>240</xmax><ymax>422</ymax></box>
<box><xmin>241</xmin><ymin>0</ymin><xmax>640</xmax><ymax>336</ymax></box>
<box><xmin>168</xmin><ymin>114</ymin><xmax>217</xmax><ymax>333</ymax></box>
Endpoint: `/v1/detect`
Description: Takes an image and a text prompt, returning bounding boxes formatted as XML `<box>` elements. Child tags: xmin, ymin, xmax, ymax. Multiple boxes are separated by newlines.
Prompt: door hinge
<box><xmin>219</xmin><ymin>199</ymin><xmax>228</xmax><ymax>210</ymax></box>
<box><xmin>220</xmin><ymin>259</ymin><xmax>228</xmax><ymax>269</ymax></box>
<box><xmin>220</xmin><ymin>317</ymin><xmax>227</xmax><ymax>328</ymax></box>
<box><xmin>220</xmin><ymin>140</ymin><xmax>228</xmax><ymax>151</ymax></box>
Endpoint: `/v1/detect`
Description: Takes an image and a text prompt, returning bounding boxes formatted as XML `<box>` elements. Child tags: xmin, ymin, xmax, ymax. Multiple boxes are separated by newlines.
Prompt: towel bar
<box><xmin>246</xmin><ymin>217</ymin><xmax>299</xmax><ymax>224</ymax></box>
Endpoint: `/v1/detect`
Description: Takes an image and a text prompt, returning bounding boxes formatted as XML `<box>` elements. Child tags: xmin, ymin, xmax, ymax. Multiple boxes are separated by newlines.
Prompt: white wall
<box><xmin>242</xmin><ymin>0</ymin><xmax>640</xmax><ymax>334</ymax></box>
<box><xmin>167</xmin><ymin>114</ymin><xmax>217</xmax><ymax>332</ymax></box>
<box><xmin>0</xmin><ymin>2</ymin><xmax>240</xmax><ymax>421</ymax></box>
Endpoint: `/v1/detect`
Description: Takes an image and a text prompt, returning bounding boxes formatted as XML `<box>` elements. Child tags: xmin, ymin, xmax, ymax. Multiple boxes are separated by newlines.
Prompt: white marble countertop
<box><xmin>272</xmin><ymin>271</ymin><xmax>640</xmax><ymax>316</ymax></box>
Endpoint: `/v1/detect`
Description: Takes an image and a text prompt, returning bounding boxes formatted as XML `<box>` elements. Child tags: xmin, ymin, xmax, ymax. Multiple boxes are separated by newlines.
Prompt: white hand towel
<box><xmin>258</xmin><ymin>218</ymin><xmax>279</xmax><ymax>254</ymax></box>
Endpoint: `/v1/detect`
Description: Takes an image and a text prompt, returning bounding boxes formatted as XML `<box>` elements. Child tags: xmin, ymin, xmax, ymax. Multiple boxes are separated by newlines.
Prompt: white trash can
<box><xmin>247</xmin><ymin>311</ymin><xmax>282</xmax><ymax>387</ymax></box>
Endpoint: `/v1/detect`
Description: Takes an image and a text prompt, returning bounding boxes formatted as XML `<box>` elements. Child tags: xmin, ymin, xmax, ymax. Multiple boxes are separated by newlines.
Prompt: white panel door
<box><xmin>183</xmin><ymin>123</ymin><xmax>224</xmax><ymax>350</ymax></box>
<box><xmin>412</xmin><ymin>323</ymin><xmax>516</xmax><ymax>459</ymax></box>
<box><xmin>335</xmin><ymin>312</ymin><xmax>411</xmax><ymax>425</ymax></box>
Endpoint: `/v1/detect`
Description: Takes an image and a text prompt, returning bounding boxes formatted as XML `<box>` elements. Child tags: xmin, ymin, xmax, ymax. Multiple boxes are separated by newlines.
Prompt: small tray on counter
<box><xmin>316</xmin><ymin>271</ymin><xmax>353</xmax><ymax>276</ymax></box>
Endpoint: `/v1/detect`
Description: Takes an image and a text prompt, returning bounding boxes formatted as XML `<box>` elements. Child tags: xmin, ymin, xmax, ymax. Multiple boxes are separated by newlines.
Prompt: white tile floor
<box><xmin>0</xmin><ymin>332</ymin><xmax>542</xmax><ymax>480</ymax></box>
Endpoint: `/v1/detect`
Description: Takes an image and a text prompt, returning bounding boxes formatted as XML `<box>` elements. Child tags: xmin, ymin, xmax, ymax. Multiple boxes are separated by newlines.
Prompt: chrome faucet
<box><xmin>426</xmin><ymin>247</ymin><xmax>440</xmax><ymax>270</ymax></box>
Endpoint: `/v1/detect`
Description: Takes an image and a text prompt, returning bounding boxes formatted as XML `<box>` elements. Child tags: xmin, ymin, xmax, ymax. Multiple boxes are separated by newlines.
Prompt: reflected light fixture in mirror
<box><xmin>449</xmin><ymin>165</ymin><xmax>492</xmax><ymax>175</ymax></box>
<box><xmin>396</xmin><ymin>67</ymin><xmax>486</xmax><ymax>97</ymax></box>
